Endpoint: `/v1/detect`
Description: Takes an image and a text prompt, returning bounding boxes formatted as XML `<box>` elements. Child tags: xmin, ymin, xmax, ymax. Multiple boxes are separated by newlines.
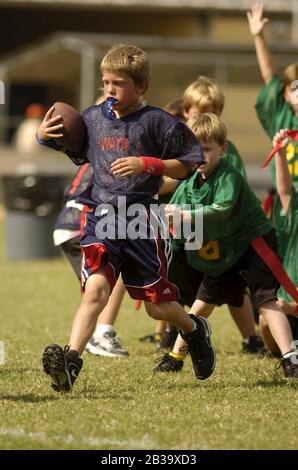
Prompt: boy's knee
<box><xmin>145</xmin><ymin>301</ymin><xmax>172</xmax><ymax>320</ymax></box>
<box><xmin>145</xmin><ymin>303</ymin><xmax>160</xmax><ymax>320</ymax></box>
<box><xmin>259</xmin><ymin>313</ymin><xmax>268</xmax><ymax>329</ymax></box>
<box><xmin>84</xmin><ymin>275</ymin><xmax>110</xmax><ymax>305</ymax></box>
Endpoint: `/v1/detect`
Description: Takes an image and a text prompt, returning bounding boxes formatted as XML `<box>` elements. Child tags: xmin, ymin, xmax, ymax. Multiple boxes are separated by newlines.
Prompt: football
<box><xmin>52</xmin><ymin>102</ymin><xmax>86</xmax><ymax>152</ymax></box>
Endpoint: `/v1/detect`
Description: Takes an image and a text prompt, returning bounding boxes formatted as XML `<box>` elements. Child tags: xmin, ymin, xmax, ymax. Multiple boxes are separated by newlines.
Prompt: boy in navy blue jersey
<box><xmin>53</xmin><ymin>162</ymin><xmax>129</xmax><ymax>358</ymax></box>
<box><xmin>37</xmin><ymin>44</ymin><xmax>216</xmax><ymax>392</ymax></box>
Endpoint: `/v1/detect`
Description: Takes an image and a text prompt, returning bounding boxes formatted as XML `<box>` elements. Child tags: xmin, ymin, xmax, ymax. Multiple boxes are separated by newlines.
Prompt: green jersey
<box><xmin>159</xmin><ymin>140</ymin><xmax>246</xmax><ymax>205</ymax></box>
<box><xmin>223</xmin><ymin>140</ymin><xmax>247</xmax><ymax>179</ymax></box>
<box><xmin>272</xmin><ymin>189</ymin><xmax>298</xmax><ymax>302</ymax></box>
<box><xmin>255</xmin><ymin>75</ymin><xmax>298</xmax><ymax>189</ymax></box>
<box><xmin>170</xmin><ymin>159</ymin><xmax>272</xmax><ymax>277</ymax></box>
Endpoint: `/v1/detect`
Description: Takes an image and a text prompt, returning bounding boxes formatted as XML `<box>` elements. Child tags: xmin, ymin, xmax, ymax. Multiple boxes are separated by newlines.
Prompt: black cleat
<box><xmin>153</xmin><ymin>353</ymin><xmax>184</xmax><ymax>373</ymax></box>
<box><xmin>42</xmin><ymin>344</ymin><xmax>83</xmax><ymax>392</ymax></box>
<box><xmin>280</xmin><ymin>355</ymin><xmax>298</xmax><ymax>379</ymax></box>
<box><xmin>139</xmin><ymin>333</ymin><xmax>161</xmax><ymax>344</ymax></box>
<box><xmin>159</xmin><ymin>326</ymin><xmax>179</xmax><ymax>351</ymax></box>
<box><xmin>180</xmin><ymin>315</ymin><xmax>216</xmax><ymax>380</ymax></box>
<box><xmin>242</xmin><ymin>335</ymin><xmax>267</xmax><ymax>355</ymax></box>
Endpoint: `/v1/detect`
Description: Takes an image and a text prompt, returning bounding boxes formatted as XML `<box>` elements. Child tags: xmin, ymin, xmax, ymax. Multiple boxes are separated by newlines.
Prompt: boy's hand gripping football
<box><xmin>37</xmin><ymin>105</ymin><xmax>64</xmax><ymax>142</ymax></box>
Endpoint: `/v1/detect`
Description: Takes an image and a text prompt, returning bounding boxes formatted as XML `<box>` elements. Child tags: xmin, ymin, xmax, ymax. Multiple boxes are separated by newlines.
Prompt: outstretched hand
<box><xmin>247</xmin><ymin>3</ymin><xmax>269</xmax><ymax>36</ymax></box>
<box><xmin>37</xmin><ymin>105</ymin><xmax>64</xmax><ymax>141</ymax></box>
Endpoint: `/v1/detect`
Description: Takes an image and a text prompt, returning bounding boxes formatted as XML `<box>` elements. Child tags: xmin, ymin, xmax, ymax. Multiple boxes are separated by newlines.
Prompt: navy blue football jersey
<box><xmin>66</xmin><ymin>104</ymin><xmax>204</xmax><ymax>206</ymax></box>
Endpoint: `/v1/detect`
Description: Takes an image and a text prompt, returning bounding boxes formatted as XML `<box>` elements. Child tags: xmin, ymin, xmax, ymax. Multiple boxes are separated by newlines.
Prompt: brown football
<box><xmin>52</xmin><ymin>102</ymin><xmax>86</xmax><ymax>152</ymax></box>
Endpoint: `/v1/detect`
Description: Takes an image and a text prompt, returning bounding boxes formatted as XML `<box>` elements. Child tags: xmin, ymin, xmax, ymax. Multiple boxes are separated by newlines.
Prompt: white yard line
<box><xmin>0</xmin><ymin>427</ymin><xmax>154</xmax><ymax>449</ymax></box>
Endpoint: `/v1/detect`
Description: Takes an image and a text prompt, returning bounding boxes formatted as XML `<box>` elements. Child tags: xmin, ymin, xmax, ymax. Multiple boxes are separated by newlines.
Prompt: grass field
<box><xmin>0</xmin><ymin>221</ymin><xmax>297</xmax><ymax>450</ymax></box>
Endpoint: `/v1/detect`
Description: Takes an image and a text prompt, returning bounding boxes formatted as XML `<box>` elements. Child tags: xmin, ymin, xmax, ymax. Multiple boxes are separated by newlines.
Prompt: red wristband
<box><xmin>140</xmin><ymin>156</ymin><xmax>165</xmax><ymax>176</ymax></box>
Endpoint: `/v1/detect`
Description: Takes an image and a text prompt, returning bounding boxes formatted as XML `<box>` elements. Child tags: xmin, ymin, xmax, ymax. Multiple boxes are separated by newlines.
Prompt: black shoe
<box><xmin>139</xmin><ymin>333</ymin><xmax>161</xmax><ymax>344</ymax></box>
<box><xmin>153</xmin><ymin>354</ymin><xmax>184</xmax><ymax>373</ymax></box>
<box><xmin>265</xmin><ymin>350</ymin><xmax>282</xmax><ymax>359</ymax></box>
<box><xmin>180</xmin><ymin>315</ymin><xmax>216</xmax><ymax>380</ymax></box>
<box><xmin>159</xmin><ymin>327</ymin><xmax>179</xmax><ymax>351</ymax></box>
<box><xmin>242</xmin><ymin>335</ymin><xmax>267</xmax><ymax>355</ymax></box>
<box><xmin>280</xmin><ymin>355</ymin><xmax>298</xmax><ymax>379</ymax></box>
<box><xmin>42</xmin><ymin>344</ymin><xmax>83</xmax><ymax>392</ymax></box>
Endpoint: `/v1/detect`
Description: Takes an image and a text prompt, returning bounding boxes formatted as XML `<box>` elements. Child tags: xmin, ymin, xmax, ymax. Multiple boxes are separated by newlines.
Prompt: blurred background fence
<box><xmin>0</xmin><ymin>0</ymin><xmax>295</xmax><ymax>256</ymax></box>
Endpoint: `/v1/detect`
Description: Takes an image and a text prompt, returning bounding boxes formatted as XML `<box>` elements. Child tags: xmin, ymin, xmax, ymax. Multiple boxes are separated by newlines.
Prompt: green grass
<box><xmin>0</xmin><ymin>221</ymin><xmax>297</xmax><ymax>450</ymax></box>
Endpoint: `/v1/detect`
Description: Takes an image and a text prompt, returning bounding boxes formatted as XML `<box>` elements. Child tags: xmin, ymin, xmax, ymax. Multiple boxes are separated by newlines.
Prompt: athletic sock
<box><xmin>182</xmin><ymin>318</ymin><xmax>197</xmax><ymax>334</ymax></box>
<box><xmin>94</xmin><ymin>324</ymin><xmax>115</xmax><ymax>338</ymax></box>
<box><xmin>169</xmin><ymin>352</ymin><xmax>186</xmax><ymax>361</ymax></box>
<box><xmin>283</xmin><ymin>350</ymin><xmax>296</xmax><ymax>359</ymax></box>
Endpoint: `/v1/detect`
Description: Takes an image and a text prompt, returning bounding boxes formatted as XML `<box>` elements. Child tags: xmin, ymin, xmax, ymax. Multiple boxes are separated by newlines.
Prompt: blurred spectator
<box><xmin>13</xmin><ymin>103</ymin><xmax>46</xmax><ymax>154</ymax></box>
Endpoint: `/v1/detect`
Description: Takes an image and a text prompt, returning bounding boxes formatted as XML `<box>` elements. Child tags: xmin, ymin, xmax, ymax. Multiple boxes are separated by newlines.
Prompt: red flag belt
<box><xmin>251</xmin><ymin>237</ymin><xmax>298</xmax><ymax>315</ymax></box>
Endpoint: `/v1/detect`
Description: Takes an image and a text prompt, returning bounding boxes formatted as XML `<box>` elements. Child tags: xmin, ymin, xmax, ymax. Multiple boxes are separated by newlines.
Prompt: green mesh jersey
<box><xmin>170</xmin><ymin>159</ymin><xmax>272</xmax><ymax>277</ymax></box>
<box><xmin>255</xmin><ymin>75</ymin><xmax>298</xmax><ymax>189</ymax></box>
<box><xmin>272</xmin><ymin>189</ymin><xmax>298</xmax><ymax>301</ymax></box>
<box><xmin>223</xmin><ymin>140</ymin><xmax>247</xmax><ymax>179</ymax></box>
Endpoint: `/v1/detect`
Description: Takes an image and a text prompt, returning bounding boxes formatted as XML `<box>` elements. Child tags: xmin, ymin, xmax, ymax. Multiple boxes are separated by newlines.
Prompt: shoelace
<box><xmin>154</xmin><ymin>354</ymin><xmax>171</xmax><ymax>364</ymax></box>
<box><xmin>101</xmin><ymin>332</ymin><xmax>123</xmax><ymax>349</ymax></box>
<box><xmin>110</xmin><ymin>336</ymin><xmax>123</xmax><ymax>349</ymax></box>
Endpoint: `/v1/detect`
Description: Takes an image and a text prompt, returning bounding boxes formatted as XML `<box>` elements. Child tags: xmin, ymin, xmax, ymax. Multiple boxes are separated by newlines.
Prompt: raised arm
<box><xmin>247</xmin><ymin>3</ymin><xmax>275</xmax><ymax>84</ymax></box>
<box><xmin>274</xmin><ymin>129</ymin><xmax>292</xmax><ymax>211</ymax></box>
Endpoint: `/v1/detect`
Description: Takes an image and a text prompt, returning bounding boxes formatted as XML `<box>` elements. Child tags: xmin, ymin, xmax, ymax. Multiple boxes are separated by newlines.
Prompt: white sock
<box><xmin>94</xmin><ymin>324</ymin><xmax>115</xmax><ymax>338</ymax></box>
<box><xmin>182</xmin><ymin>318</ymin><xmax>197</xmax><ymax>334</ymax></box>
<box><xmin>283</xmin><ymin>350</ymin><xmax>296</xmax><ymax>359</ymax></box>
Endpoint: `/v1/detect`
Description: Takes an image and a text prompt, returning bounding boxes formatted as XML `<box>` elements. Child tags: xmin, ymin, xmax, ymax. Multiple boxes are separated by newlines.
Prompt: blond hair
<box><xmin>100</xmin><ymin>44</ymin><xmax>151</xmax><ymax>92</ymax></box>
<box><xmin>183</xmin><ymin>76</ymin><xmax>225</xmax><ymax>116</ymax></box>
<box><xmin>164</xmin><ymin>99</ymin><xmax>184</xmax><ymax>120</ymax></box>
<box><xmin>187</xmin><ymin>113</ymin><xmax>227</xmax><ymax>145</ymax></box>
<box><xmin>282</xmin><ymin>63</ymin><xmax>298</xmax><ymax>90</ymax></box>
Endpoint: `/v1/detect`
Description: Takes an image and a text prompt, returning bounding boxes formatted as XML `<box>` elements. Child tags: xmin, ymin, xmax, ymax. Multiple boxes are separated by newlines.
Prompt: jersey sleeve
<box><xmin>161</xmin><ymin>120</ymin><xmax>204</xmax><ymax>167</ymax></box>
<box><xmin>255</xmin><ymin>75</ymin><xmax>285</xmax><ymax>137</ymax></box>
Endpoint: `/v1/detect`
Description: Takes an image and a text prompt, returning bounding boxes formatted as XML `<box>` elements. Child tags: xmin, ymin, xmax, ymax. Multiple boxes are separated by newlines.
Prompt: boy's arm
<box><xmin>167</xmin><ymin>201</ymin><xmax>234</xmax><ymax>225</ymax></box>
<box><xmin>159</xmin><ymin>176</ymin><xmax>180</xmax><ymax>195</ymax></box>
<box><xmin>111</xmin><ymin>157</ymin><xmax>194</xmax><ymax>179</ymax></box>
<box><xmin>162</xmin><ymin>159</ymin><xmax>194</xmax><ymax>179</ymax></box>
<box><xmin>274</xmin><ymin>129</ymin><xmax>292</xmax><ymax>211</ymax></box>
<box><xmin>247</xmin><ymin>3</ymin><xmax>275</xmax><ymax>84</ymax></box>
